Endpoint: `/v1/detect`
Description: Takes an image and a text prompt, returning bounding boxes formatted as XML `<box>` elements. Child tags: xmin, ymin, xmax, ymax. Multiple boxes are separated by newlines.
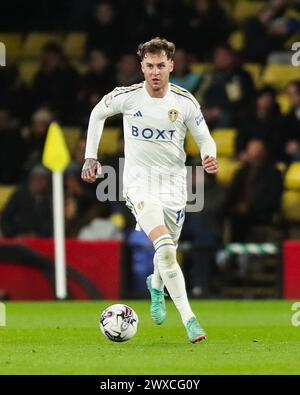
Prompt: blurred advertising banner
<box><xmin>0</xmin><ymin>238</ymin><xmax>121</xmax><ymax>300</ymax></box>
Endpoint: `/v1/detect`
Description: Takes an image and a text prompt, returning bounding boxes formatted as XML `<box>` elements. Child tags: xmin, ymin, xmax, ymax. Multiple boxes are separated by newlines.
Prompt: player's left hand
<box><xmin>202</xmin><ymin>155</ymin><xmax>218</xmax><ymax>174</ymax></box>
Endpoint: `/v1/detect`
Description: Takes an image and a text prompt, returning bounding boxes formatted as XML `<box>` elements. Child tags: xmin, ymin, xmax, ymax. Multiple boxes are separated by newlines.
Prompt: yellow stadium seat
<box><xmin>190</xmin><ymin>63</ymin><xmax>212</xmax><ymax>75</ymax></box>
<box><xmin>216</xmin><ymin>158</ymin><xmax>241</xmax><ymax>186</ymax></box>
<box><xmin>0</xmin><ymin>33</ymin><xmax>22</xmax><ymax>63</ymax></box>
<box><xmin>277</xmin><ymin>93</ymin><xmax>291</xmax><ymax>115</ymax></box>
<box><xmin>185</xmin><ymin>131</ymin><xmax>200</xmax><ymax>156</ymax></box>
<box><xmin>261</xmin><ymin>65</ymin><xmax>300</xmax><ymax>90</ymax></box>
<box><xmin>233</xmin><ymin>1</ymin><xmax>264</xmax><ymax>22</ymax></box>
<box><xmin>284</xmin><ymin>162</ymin><xmax>300</xmax><ymax>190</ymax></box>
<box><xmin>99</xmin><ymin>127</ymin><xmax>121</xmax><ymax>155</ymax></box>
<box><xmin>64</xmin><ymin>32</ymin><xmax>87</xmax><ymax>59</ymax></box>
<box><xmin>19</xmin><ymin>61</ymin><xmax>40</xmax><ymax>84</ymax></box>
<box><xmin>219</xmin><ymin>0</ymin><xmax>236</xmax><ymax>13</ymax></box>
<box><xmin>284</xmin><ymin>8</ymin><xmax>300</xmax><ymax>19</ymax></box>
<box><xmin>63</xmin><ymin>127</ymin><xmax>81</xmax><ymax>155</ymax></box>
<box><xmin>21</xmin><ymin>33</ymin><xmax>62</xmax><ymax>58</ymax></box>
<box><xmin>282</xmin><ymin>190</ymin><xmax>300</xmax><ymax>222</ymax></box>
<box><xmin>243</xmin><ymin>63</ymin><xmax>262</xmax><ymax>87</ymax></box>
<box><xmin>0</xmin><ymin>185</ymin><xmax>17</xmax><ymax>212</ymax></box>
<box><xmin>228</xmin><ymin>31</ymin><xmax>245</xmax><ymax>51</ymax></box>
<box><xmin>211</xmin><ymin>128</ymin><xmax>237</xmax><ymax>157</ymax></box>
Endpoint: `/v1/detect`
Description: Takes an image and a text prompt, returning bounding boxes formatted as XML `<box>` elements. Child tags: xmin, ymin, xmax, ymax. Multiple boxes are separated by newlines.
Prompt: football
<box><xmin>99</xmin><ymin>304</ymin><xmax>139</xmax><ymax>342</ymax></box>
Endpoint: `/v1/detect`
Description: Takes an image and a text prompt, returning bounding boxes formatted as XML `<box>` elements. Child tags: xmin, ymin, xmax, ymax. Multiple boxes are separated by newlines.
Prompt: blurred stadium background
<box><xmin>0</xmin><ymin>0</ymin><xmax>300</xmax><ymax>302</ymax></box>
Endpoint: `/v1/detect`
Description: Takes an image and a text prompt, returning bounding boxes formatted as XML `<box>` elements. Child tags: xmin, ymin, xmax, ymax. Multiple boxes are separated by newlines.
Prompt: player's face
<box><xmin>141</xmin><ymin>51</ymin><xmax>174</xmax><ymax>91</ymax></box>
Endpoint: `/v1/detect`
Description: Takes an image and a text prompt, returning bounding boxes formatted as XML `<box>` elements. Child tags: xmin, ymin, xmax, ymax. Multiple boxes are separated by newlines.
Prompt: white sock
<box><xmin>153</xmin><ymin>234</ymin><xmax>194</xmax><ymax>325</ymax></box>
<box><xmin>151</xmin><ymin>252</ymin><xmax>164</xmax><ymax>291</ymax></box>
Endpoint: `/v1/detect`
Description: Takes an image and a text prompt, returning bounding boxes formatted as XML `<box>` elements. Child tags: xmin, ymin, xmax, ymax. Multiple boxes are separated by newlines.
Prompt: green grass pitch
<box><xmin>0</xmin><ymin>300</ymin><xmax>299</xmax><ymax>374</ymax></box>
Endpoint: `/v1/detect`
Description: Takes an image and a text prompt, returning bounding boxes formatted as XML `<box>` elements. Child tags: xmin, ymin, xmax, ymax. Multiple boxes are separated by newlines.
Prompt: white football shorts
<box><xmin>124</xmin><ymin>193</ymin><xmax>186</xmax><ymax>242</ymax></box>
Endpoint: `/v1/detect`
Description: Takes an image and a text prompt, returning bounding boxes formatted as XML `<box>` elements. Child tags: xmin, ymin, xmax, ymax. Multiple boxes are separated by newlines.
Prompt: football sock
<box><xmin>153</xmin><ymin>234</ymin><xmax>194</xmax><ymax>325</ymax></box>
<box><xmin>151</xmin><ymin>252</ymin><xmax>164</xmax><ymax>291</ymax></box>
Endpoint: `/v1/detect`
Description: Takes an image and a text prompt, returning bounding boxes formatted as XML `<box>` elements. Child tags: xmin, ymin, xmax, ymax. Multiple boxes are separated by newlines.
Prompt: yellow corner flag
<box><xmin>42</xmin><ymin>122</ymin><xmax>71</xmax><ymax>172</ymax></box>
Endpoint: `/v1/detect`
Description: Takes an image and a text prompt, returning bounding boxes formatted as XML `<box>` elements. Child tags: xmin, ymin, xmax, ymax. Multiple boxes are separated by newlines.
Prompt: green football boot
<box><xmin>186</xmin><ymin>316</ymin><xmax>207</xmax><ymax>343</ymax></box>
<box><xmin>146</xmin><ymin>274</ymin><xmax>166</xmax><ymax>325</ymax></box>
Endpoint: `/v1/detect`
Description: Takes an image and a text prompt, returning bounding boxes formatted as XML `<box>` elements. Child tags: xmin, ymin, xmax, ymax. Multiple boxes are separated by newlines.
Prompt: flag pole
<box><xmin>42</xmin><ymin>121</ymin><xmax>71</xmax><ymax>300</ymax></box>
<box><xmin>53</xmin><ymin>171</ymin><xmax>67</xmax><ymax>299</ymax></box>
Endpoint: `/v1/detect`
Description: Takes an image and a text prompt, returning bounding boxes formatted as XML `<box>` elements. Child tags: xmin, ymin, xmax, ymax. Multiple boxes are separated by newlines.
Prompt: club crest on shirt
<box><xmin>168</xmin><ymin>109</ymin><xmax>178</xmax><ymax>122</ymax></box>
<box><xmin>137</xmin><ymin>201</ymin><xmax>144</xmax><ymax>210</ymax></box>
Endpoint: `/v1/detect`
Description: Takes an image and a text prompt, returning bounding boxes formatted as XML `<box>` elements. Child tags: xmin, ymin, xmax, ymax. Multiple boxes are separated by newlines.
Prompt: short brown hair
<box><xmin>137</xmin><ymin>37</ymin><xmax>175</xmax><ymax>60</ymax></box>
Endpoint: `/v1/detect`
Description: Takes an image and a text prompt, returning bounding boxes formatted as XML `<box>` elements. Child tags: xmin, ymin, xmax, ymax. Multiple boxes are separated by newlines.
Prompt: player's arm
<box><xmin>82</xmin><ymin>90</ymin><xmax>123</xmax><ymax>183</ymax></box>
<box><xmin>185</xmin><ymin>102</ymin><xmax>218</xmax><ymax>174</ymax></box>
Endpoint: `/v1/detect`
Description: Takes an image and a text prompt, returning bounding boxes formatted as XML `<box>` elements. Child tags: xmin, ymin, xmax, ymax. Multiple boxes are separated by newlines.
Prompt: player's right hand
<box><xmin>81</xmin><ymin>158</ymin><xmax>102</xmax><ymax>183</ymax></box>
<box><xmin>202</xmin><ymin>155</ymin><xmax>218</xmax><ymax>174</ymax></box>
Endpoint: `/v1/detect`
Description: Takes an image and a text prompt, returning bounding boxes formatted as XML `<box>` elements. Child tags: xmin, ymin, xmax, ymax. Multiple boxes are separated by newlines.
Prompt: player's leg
<box><xmin>151</xmin><ymin>225</ymin><xmax>165</xmax><ymax>292</ymax></box>
<box><xmin>125</xmin><ymin>197</ymin><xmax>206</xmax><ymax>341</ymax></box>
<box><xmin>149</xmin><ymin>209</ymin><xmax>207</xmax><ymax>343</ymax></box>
<box><xmin>125</xmin><ymin>199</ymin><xmax>167</xmax><ymax>324</ymax></box>
<box><xmin>148</xmin><ymin>225</ymin><xmax>194</xmax><ymax>324</ymax></box>
<box><xmin>125</xmin><ymin>197</ymin><xmax>165</xmax><ymax>292</ymax></box>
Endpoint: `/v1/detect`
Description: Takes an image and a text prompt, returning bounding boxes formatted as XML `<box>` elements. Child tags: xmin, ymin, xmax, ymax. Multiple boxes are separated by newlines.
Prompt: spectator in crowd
<box><xmin>63</xmin><ymin>163</ymin><xmax>96</xmax><ymax>237</ymax></box>
<box><xmin>225</xmin><ymin>139</ymin><xmax>283</xmax><ymax>242</ymax></box>
<box><xmin>100</xmin><ymin>134</ymin><xmax>136</xmax><ymax>232</ymax></box>
<box><xmin>0</xmin><ymin>65</ymin><xmax>30</xmax><ymax>122</ymax></box>
<box><xmin>24</xmin><ymin>108</ymin><xmax>53</xmax><ymax>175</ymax></box>
<box><xmin>79</xmin><ymin>48</ymin><xmax>115</xmax><ymax>120</ymax></box>
<box><xmin>0</xmin><ymin>107</ymin><xmax>27</xmax><ymax>184</ymax></box>
<box><xmin>127</xmin><ymin>229</ymin><xmax>155</xmax><ymax>297</ymax></box>
<box><xmin>72</xmin><ymin>136</ymin><xmax>87</xmax><ymax>168</ymax></box>
<box><xmin>86</xmin><ymin>1</ymin><xmax>122</xmax><ymax>54</ymax></box>
<box><xmin>115</xmin><ymin>53</ymin><xmax>143</xmax><ymax>87</ymax></box>
<box><xmin>70</xmin><ymin>135</ymin><xmax>100</xmax><ymax>197</ymax></box>
<box><xmin>242</xmin><ymin>0</ymin><xmax>300</xmax><ymax>62</ymax></box>
<box><xmin>78</xmin><ymin>219</ymin><xmax>122</xmax><ymax>239</ymax></box>
<box><xmin>0</xmin><ymin>1</ymin><xmax>73</xmax><ymax>32</ymax></box>
<box><xmin>195</xmin><ymin>45</ymin><xmax>254</xmax><ymax>129</ymax></box>
<box><xmin>284</xmin><ymin>80</ymin><xmax>300</xmax><ymax>162</ymax></box>
<box><xmin>170</xmin><ymin>48</ymin><xmax>201</xmax><ymax>93</ymax></box>
<box><xmin>1</xmin><ymin>164</ymin><xmax>52</xmax><ymax>237</ymax></box>
<box><xmin>22</xmin><ymin>0</ymin><xmax>74</xmax><ymax>31</ymax></box>
<box><xmin>183</xmin><ymin>0</ymin><xmax>233</xmax><ymax>59</ymax></box>
<box><xmin>131</xmin><ymin>0</ymin><xmax>185</xmax><ymax>50</ymax></box>
<box><xmin>181</xmin><ymin>168</ymin><xmax>226</xmax><ymax>297</ymax></box>
<box><xmin>235</xmin><ymin>86</ymin><xmax>285</xmax><ymax>161</ymax></box>
<box><xmin>32</xmin><ymin>42</ymin><xmax>80</xmax><ymax>123</ymax></box>
<box><xmin>68</xmin><ymin>0</ymin><xmax>93</xmax><ymax>31</ymax></box>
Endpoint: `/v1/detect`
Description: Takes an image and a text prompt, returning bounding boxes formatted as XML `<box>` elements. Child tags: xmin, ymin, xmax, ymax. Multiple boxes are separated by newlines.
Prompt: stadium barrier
<box><xmin>283</xmin><ymin>241</ymin><xmax>300</xmax><ymax>298</ymax></box>
<box><xmin>0</xmin><ymin>238</ymin><xmax>121</xmax><ymax>300</ymax></box>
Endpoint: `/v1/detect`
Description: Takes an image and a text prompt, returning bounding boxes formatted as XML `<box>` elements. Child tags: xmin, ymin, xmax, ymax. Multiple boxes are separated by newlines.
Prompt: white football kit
<box><xmin>85</xmin><ymin>81</ymin><xmax>216</xmax><ymax>240</ymax></box>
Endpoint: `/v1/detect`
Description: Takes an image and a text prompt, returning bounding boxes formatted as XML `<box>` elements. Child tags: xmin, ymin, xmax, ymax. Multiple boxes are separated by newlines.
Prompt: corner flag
<box><xmin>42</xmin><ymin>122</ymin><xmax>70</xmax><ymax>299</ymax></box>
<box><xmin>42</xmin><ymin>122</ymin><xmax>70</xmax><ymax>172</ymax></box>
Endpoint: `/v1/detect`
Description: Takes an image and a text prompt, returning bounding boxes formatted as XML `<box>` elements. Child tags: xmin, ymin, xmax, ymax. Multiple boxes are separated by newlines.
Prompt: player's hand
<box><xmin>81</xmin><ymin>158</ymin><xmax>102</xmax><ymax>183</ymax></box>
<box><xmin>202</xmin><ymin>155</ymin><xmax>218</xmax><ymax>174</ymax></box>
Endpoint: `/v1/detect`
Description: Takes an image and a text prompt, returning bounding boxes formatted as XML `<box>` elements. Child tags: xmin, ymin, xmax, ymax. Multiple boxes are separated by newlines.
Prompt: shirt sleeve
<box><xmin>84</xmin><ymin>88</ymin><xmax>125</xmax><ymax>159</ymax></box>
<box><xmin>185</xmin><ymin>100</ymin><xmax>217</xmax><ymax>160</ymax></box>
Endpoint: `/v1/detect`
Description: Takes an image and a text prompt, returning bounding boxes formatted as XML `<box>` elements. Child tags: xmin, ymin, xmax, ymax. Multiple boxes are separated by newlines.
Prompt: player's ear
<box><xmin>169</xmin><ymin>60</ymin><xmax>174</xmax><ymax>72</ymax></box>
<box><xmin>140</xmin><ymin>61</ymin><xmax>145</xmax><ymax>73</ymax></box>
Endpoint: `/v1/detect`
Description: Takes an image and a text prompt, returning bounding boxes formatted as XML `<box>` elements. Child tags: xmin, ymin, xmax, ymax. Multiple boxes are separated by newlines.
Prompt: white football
<box><xmin>99</xmin><ymin>304</ymin><xmax>139</xmax><ymax>342</ymax></box>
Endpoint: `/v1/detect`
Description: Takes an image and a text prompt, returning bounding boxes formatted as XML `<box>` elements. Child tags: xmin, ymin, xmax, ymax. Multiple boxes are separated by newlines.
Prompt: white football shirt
<box><xmin>85</xmin><ymin>81</ymin><xmax>216</xmax><ymax>209</ymax></box>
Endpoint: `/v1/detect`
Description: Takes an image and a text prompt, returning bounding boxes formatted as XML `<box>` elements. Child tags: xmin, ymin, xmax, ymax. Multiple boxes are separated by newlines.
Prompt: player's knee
<box><xmin>156</xmin><ymin>244</ymin><xmax>177</xmax><ymax>268</ymax></box>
